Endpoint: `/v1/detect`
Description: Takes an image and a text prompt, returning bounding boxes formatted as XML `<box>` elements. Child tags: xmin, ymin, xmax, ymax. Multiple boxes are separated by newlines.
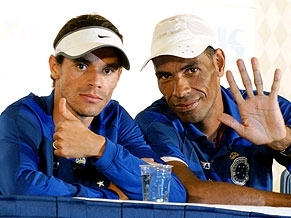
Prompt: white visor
<box><xmin>55</xmin><ymin>27</ymin><xmax>130</xmax><ymax>70</ymax></box>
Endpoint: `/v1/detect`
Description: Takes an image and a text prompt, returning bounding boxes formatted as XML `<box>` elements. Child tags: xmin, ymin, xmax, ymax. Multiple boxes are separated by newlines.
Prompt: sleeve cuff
<box><xmin>160</xmin><ymin>156</ymin><xmax>188</xmax><ymax>167</ymax></box>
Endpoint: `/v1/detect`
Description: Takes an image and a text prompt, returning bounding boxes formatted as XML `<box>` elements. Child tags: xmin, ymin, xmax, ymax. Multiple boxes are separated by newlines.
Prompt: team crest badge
<box><xmin>75</xmin><ymin>157</ymin><xmax>86</xmax><ymax>165</ymax></box>
<box><xmin>230</xmin><ymin>156</ymin><xmax>249</xmax><ymax>186</ymax></box>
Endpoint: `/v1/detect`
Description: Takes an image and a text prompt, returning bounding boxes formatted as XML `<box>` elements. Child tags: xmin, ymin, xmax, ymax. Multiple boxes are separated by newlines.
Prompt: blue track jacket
<box><xmin>135</xmin><ymin>87</ymin><xmax>291</xmax><ymax>191</ymax></box>
<box><xmin>0</xmin><ymin>91</ymin><xmax>186</xmax><ymax>202</ymax></box>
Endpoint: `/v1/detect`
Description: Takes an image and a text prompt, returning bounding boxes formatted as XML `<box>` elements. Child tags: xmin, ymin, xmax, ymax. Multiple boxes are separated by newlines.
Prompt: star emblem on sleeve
<box><xmin>97</xmin><ymin>181</ymin><xmax>104</xmax><ymax>187</ymax></box>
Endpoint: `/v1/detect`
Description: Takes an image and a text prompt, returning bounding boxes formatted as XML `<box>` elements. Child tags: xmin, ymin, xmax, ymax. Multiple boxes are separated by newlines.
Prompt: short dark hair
<box><xmin>50</xmin><ymin>14</ymin><xmax>123</xmax><ymax>86</ymax></box>
<box><xmin>204</xmin><ymin>46</ymin><xmax>215</xmax><ymax>58</ymax></box>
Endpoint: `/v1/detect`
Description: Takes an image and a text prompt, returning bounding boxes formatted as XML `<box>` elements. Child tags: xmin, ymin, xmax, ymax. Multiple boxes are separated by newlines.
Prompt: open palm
<box><xmin>218</xmin><ymin>58</ymin><xmax>286</xmax><ymax>145</ymax></box>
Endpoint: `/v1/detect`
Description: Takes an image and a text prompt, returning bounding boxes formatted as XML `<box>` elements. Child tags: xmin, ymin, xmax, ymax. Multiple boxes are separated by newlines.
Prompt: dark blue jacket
<box><xmin>0</xmin><ymin>91</ymin><xmax>186</xmax><ymax>202</ymax></box>
<box><xmin>135</xmin><ymin>87</ymin><xmax>291</xmax><ymax>191</ymax></box>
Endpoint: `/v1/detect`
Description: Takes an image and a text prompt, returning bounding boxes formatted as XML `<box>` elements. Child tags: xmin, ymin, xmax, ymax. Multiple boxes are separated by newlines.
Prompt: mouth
<box><xmin>79</xmin><ymin>93</ymin><xmax>103</xmax><ymax>103</ymax></box>
<box><xmin>174</xmin><ymin>99</ymin><xmax>199</xmax><ymax>112</ymax></box>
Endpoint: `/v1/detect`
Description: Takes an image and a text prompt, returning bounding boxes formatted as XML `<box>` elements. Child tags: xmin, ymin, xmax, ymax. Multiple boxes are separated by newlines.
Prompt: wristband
<box><xmin>280</xmin><ymin>145</ymin><xmax>291</xmax><ymax>156</ymax></box>
<box><xmin>280</xmin><ymin>125</ymin><xmax>291</xmax><ymax>156</ymax></box>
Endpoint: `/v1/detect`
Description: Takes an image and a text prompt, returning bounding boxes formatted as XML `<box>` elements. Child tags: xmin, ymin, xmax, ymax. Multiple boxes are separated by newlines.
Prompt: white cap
<box><xmin>141</xmin><ymin>14</ymin><xmax>217</xmax><ymax>70</ymax></box>
<box><xmin>55</xmin><ymin>27</ymin><xmax>130</xmax><ymax>70</ymax></box>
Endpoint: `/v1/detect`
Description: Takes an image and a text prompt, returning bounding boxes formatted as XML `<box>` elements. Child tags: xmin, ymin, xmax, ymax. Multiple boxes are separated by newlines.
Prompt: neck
<box><xmin>208</xmin><ymin>123</ymin><xmax>222</xmax><ymax>142</ymax></box>
<box><xmin>201</xmin><ymin>91</ymin><xmax>224</xmax><ymax>142</ymax></box>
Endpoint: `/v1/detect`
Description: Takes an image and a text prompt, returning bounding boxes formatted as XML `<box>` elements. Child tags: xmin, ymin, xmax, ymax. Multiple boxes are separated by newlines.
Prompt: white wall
<box><xmin>255</xmin><ymin>0</ymin><xmax>291</xmax><ymax>193</ymax></box>
<box><xmin>0</xmin><ymin>0</ymin><xmax>256</xmax><ymax>117</ymax></box>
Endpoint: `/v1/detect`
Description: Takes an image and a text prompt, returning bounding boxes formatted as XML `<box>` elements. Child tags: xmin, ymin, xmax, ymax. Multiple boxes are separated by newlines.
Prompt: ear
<box><xmin>112</xmin><ymin>69</ymin><xmax>123</xmax><ymax>89</ymax></box>
<box><xmin>49</xmin><ymin>55</ymin><xmax>60</xmax><ymax>80</ymax></box>
<box><xmin>214</xmin><ymin>48</ymin><xmax>225</xmax><ymax>77</ymax></box>
<box><xmin>117</xmin><ymin>69</ymin><xmax>123</xmax><ymax>80</ymax></box>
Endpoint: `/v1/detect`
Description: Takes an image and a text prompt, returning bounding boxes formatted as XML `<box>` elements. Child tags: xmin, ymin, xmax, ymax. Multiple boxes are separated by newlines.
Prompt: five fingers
<box><xmin>225</xmin><ymin>70</ymin><xmax>244</xmax><ymax>105</ymax></box>
<box><xmin>227</xmin><ymin>57</ymin><xmax>281</xmax><ymax>101</ymax></box>
<box><xmin>269</xmin><ymin>68</ymin><xmax>281</xmax><ymax>100</ymax></box>
<box><xmin>237</xmin><ymin>58</ymin><xmax>255</xmax><ymax>98</ymax></box>
<box><xmin>250</xmin><ymin>58</ymin><xmax>264</xmax><ymax>96</ymax></box>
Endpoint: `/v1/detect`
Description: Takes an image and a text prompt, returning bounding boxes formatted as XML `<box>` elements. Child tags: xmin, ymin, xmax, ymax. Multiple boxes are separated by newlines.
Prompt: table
<box><xmin>1</xmin><ymin>195</ymin><xmax>291</xmax><ymax>217</ymax></box>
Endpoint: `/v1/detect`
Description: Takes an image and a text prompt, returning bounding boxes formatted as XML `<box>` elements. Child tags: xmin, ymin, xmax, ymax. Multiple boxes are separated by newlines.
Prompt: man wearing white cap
<box><xmin>0</xmin><ymin>14</ymin><xmax>186</xmax><ymax>202</ymax></box>
<box><xmin>136</xmin><ymin>14</ymin><xmax>291</xmax><ymax>206</ymax></box>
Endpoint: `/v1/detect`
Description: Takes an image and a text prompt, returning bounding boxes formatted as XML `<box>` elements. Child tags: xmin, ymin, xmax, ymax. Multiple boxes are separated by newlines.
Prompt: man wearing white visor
<box><xmin>0</xmin><ymin>14</ymin><xmax>186</xmax><ymax>202</ymax></box>
<box><xmin>135</xmin><ymin>14</ymin><xmax>291</xmax><ymax>206</ymax></box>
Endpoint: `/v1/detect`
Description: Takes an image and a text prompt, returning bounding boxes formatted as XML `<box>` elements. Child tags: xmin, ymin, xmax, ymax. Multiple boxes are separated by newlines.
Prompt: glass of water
<box><xmin>140</xmin><ymin>164</ymin><xmax>173</xmax><ymax>202</ymax></box>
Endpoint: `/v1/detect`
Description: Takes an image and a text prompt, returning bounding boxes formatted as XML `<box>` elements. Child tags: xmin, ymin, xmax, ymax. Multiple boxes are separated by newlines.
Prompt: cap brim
<box><xmin>140</xmin><ymin>43</ymin><xmax>209</xmax><ymax>71</ymax></box>
<box><xmin>59</xmin><ymin>44</ymin><xmax>130</xmax><ymax>70</ymax></box>
<box><xmin>55</xmin><ymin>27</ymin><xmax>130</xmax><ymax>70</ymax></box>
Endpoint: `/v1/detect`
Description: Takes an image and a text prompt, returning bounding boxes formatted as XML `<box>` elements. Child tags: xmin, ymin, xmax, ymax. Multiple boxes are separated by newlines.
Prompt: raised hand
<box><xmin>53</xmin><ymin>98</ymin><xmax>105</xmax><ymax>158</ymax></box>
<box><xmin>218</xmin><ymin>57</ymin><xmax>286</xmax><ymax>147</ymax></box>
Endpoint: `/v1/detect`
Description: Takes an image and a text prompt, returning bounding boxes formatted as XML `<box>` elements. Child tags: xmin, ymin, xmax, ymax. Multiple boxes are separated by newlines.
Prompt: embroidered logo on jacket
<box><xmin>200</xmin><ymin>161</ymin><xmax>211</xmax><ymax>170</ymax></box>
<box><xmin>230</xmin><ymin>156</ymin><xmax>249</xmax><ymax>186</ymax></box>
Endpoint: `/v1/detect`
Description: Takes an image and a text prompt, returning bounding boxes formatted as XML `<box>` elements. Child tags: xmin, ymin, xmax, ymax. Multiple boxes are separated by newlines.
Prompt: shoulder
<box><xmin>135</xmin><ymin>98</ymin><xmax>182</xmax><ymax>132</ymax></box>
<box><xmin>135</xmin><ymin>98</ymin><xmax>173</xmax><ymax>121</ymax></box>
<box><xmin>0</xmin><ymin>92</ymin><xmax>54</xmax><ymax>125</ymax></box>
<box><xmin>0</xmin><ymin>93</ymin><xmax>54</xmax><ymax>142</ymax></box>
<box><xmin>1</xmin><ymin>93</ymin><xmax>39</xmax><ymax>115</ymax></box>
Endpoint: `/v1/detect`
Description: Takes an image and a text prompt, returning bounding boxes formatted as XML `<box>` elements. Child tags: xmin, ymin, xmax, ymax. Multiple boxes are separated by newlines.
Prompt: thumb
<box><xmin>217</xmin><ymin>113</ymin><xmax>241</xmax><ymax>133</ymax></box>
<box><xmin>59</xmin><ymin>98</ymin><xmax>77</xmax><ymax>121</ymax></box>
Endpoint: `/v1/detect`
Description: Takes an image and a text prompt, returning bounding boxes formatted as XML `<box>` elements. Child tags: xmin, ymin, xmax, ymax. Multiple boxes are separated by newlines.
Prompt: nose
<box><xmin>173</xmin><ymin>77</ymin><xmax>191</xmax><ymax>98</ymax></box>
<box><xmin>87</xmin><ymin>69</ymin><xmax>103</xmax><ymax>88</ymax></box>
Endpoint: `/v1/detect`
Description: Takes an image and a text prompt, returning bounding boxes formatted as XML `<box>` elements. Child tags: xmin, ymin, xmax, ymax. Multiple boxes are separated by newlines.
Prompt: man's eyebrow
<box><xmin>106</xmin><ymin>62</ymin><xmax>121</xmax><ymax>69</ymax></box>
<box><xmin>155</xmin><ymin>62</ymin><xmax>198</xmax><ymax>75</ymax></box>
<box><xmin>155</xmin><ymin>70</ymin><xmax>171</xmax><ymax>75</ymax></box>
<box><xmin>182</xmin><ymin>61</ymin><xmax>198</xmax><ymax>70</ymax></box>
<box><xmin>73</xmin><ymin>57</ymin><xmax>90</xmax><ymax>63</ymax></box>
<box><xmin>71</xmin><ymin>57</ymin><xmax>121</xmax><ymax>68</ymax></box>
